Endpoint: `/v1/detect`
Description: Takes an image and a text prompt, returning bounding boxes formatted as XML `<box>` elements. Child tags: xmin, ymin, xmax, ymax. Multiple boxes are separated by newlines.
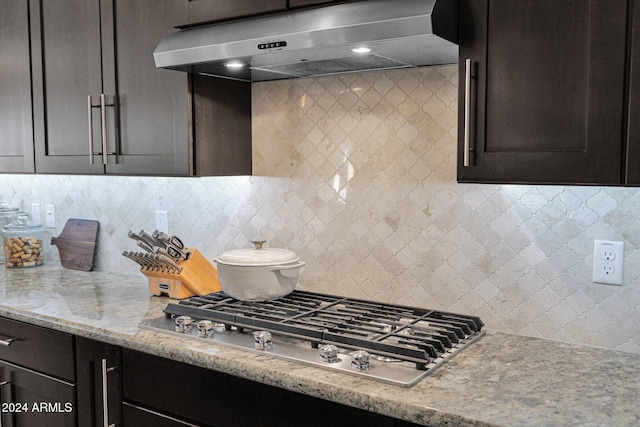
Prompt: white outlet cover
<box><xmin>156</xmin><ymin>210</ymin><xmax>169</xmax><ymax>234</ymax></box>
<box><xmin>45</xmin><ymin>204</ymin><xmax>56</xmax><ymax>229</ymax></box>
<box><xmin>593</xmin><ymin>240</ymin><xmax>624</xmax><ymax>285</ymax></box>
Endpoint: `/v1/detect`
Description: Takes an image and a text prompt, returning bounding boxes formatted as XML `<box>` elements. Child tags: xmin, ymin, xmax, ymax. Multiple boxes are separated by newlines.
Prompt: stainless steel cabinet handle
<box><xmin>88</xmin><ymin>95</ymin><xmax>95</xmax><ymax>165</ymax></box>
<box><xmin>101</xmin><ymin>94</ymin><xmax>109</xmax><ymax>166</ymax></box>
<box><xmin>0</xmin><ymin>337</ymin><xmax>16</xmax><ymax>346</ymax></box>
<box><xmin>463</xmin><ymin>58</ymin><xmax>474</xmax><ymax>167</ymax></box>
<box><xmin>101</xmin><ymin>358</ymin><xmax>116</xmax><ymax>427</ymax></box>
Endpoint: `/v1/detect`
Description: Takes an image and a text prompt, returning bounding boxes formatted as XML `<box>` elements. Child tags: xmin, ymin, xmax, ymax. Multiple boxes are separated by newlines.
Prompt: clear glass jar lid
<box><xmin>0</xmin><ymin>200</ymin><xmax>18</xmax><ymax>215</ymax></box>
<box><xmin>2</xmin><ymin>212</ymin><xmax>43</xmax><ymax>232</ymax></box>
<box><xmin>216</xmin><ymin>241</ymin><xmax>299</xmax><ymax>267</ymax></box>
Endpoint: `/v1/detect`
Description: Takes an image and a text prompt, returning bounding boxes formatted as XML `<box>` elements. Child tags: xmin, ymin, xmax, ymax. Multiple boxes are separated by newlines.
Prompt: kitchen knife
<box><xmin>123</xmin><ymin>251</ymin><xmax>149</xmax><ymax>270</ymax></box>
<box><xmin>128</xmin><ymin>231</ymin><xmax>156</xmax><ymax>252</ymax></box>
<box><xmin>150</xmin><ymin>253</ymin><xmax>177</xmax><ymax>274</ymax></box>
<box><xmin>155</xmin><ymin>245</ymin><xmax>188</xmax><ymax>261</ymax></box>
<box><xmin>132</xmin><ymin>252</ymin><xmax>155</xmax><ymax>271</ymax></box>
<box><xmin>155</xmin><ymin>253</ymin><xmax>182</xmax><ymax>273</ymax></box>
<box><xmin>136</xmin><ymin>240</ymin><xmax>154</xmax><ymax>253</ymax></box>
<box><xmin>154</xmin><ymin>255</ymin><xmax>182</xmax><ymax>274</ymax></box>
<box><xmin>142</xmin><ymin>253</ymin><xmax>164</xmax><ymax>272</ymax></box>
<box><xmin>140</xmin><ymin>229</ymin><xmax>167</xmax><ymax>250</ymax></box>
<box><xmin>152</xmin><ymin>230</ymin><xmax>190</xmax><ymax>259</ymax></box>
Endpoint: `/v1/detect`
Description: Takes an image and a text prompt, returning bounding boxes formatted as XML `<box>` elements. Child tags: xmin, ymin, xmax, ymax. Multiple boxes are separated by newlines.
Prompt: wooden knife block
<box><xmin>142</xmin><ymin>248</ymin><xmax>221</xmax><ymax>299</ymax></box>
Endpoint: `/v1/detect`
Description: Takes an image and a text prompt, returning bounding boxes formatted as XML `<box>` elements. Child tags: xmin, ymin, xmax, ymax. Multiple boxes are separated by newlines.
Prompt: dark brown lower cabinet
<box><xmin>76</xmin><ymin>337</ymin><xmax>123</xmax><ymax>427</ymax></box>
<box><xmin>122</xmin><ymin>349</ymin><xmax>420</xmax><ymax>427</ymax></box>
<box><xmin>0</xmin><ymin>315</ymin><xmax>424</xmax><ymax>427</ymax></box>
<box><xmin>0</xmin><ymin>361</ymin><xmax>76</xmax><ymax>427</ymax></box>
<box><xmin>0</xmin><ymin>317</ymin><xmax>77</xmax><ymax>426</ymax></box>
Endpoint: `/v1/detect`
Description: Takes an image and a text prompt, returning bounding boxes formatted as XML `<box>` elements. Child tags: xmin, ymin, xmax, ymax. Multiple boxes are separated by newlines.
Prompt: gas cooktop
<box><xmin>140</xmin><ymin>290</ymin><xmax>484</xmax><ymax>387</ymax></box>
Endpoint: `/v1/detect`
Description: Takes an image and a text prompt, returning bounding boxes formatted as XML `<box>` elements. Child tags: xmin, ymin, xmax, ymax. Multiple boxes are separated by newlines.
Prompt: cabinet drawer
<box><xmin>0</xmin><ymin>317</ymin><xmax>75</xmax><ymax>382</ymax></box>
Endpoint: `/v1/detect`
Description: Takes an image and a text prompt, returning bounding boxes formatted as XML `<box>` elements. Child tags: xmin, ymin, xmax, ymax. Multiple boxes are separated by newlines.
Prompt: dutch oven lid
<box><xmin>216</xmin><ymin>240</ymin><xmax>300</xmax><ymax>267</ymax></box>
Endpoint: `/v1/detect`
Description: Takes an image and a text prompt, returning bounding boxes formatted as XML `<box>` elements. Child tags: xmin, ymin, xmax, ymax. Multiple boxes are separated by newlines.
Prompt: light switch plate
<box><xmin>31</xmin><ymin>203</ymin><xmax>41</xmax><ymax>225</ymax></box>
<box><xmin>45</xmin><ymin>204</ymin><xmax>56</xmax><ymax>229</ymax></box>
<box><xmin>593</xmin><ymin>240</ymin><xmax>624</xmax><ymax>285</ymax></box>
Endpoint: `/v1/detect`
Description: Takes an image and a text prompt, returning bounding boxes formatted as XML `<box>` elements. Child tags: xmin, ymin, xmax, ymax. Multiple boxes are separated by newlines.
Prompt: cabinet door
<box><xmin>0</xmin><ymin>361</ymin><xmax>76</xmax><ymax>427</ymax></box>
<box><xmin>30</xmin><ymin>0</ymin><xmax>105</xmax><ymax>174</ymax></box>
<box><xmin>103</xmin><ymin>0</ymin><xmax>190</xmax><ymax>175</ymax></box>
<box><xmin>76</xmin><ymin>338</ymin><xmax>122</xmax><ymax>427</ymax></box>
<box><xmin>0</xmin><ymin>0</ymin><xmax>34</xmax><ymax>173</ymax></box>
<box><xmin>458</xmin><ymin>0</ymin><xmax>628</xmax><ymax>185</ymax></box>
<box><xmin>31</xmin><ymin>0</ymin><xmax>190</xmax><ymax>175</ymax></box>
<box><xmin>186</xmin><ymin>0</ymin><xmax>286</xmax><ymax>25</ymax></box>
<box><xmin>192</xmin><ymin>75</ymin><xmax>252</xmax><ymax>176</ymax></box>
<box><xmin>627</xmin><ymin>1</ymin><xmax>640</xmax><ymax>186</ymax></box>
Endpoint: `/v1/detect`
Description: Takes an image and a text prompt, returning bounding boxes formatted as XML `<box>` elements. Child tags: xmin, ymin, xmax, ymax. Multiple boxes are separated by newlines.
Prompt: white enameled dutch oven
<box><xmin>214</xmin><ymin>241</ymin><xmax>305</xmax><ymax>301</ymax></box>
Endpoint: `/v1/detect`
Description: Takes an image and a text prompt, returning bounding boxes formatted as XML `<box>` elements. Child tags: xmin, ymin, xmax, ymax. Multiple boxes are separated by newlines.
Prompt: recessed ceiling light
<box><xmin>224</xmin><ymin>62</ymin><xmax>245</xmax><ymax>69</ymax></box>
<box><xmin>351</xmin><ymin>47</ymin><xmax>372</xmax><ymax>54</ymax></box>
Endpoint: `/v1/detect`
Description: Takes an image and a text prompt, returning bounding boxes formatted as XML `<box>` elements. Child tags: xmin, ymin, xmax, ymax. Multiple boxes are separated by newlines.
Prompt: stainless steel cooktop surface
<box><xmin>140</xmin><ymin>291</ymin><xmax>485</xmax><ymax>387</ymax></box>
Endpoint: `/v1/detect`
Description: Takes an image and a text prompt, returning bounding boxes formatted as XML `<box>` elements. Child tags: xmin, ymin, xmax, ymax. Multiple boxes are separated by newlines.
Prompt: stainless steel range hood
<box><xmin>154</xmin><ymin>0</ymin><xmax>459</xmax><ymax>82</ymax></box>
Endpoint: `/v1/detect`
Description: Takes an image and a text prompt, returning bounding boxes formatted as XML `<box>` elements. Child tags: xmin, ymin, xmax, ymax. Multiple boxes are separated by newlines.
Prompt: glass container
<box><xmin>0</xmin><ymin>200</ymin><xmax>19</xmax><ymax>265</ymax></box>
<box><xmin>2</xmin><ymin>212</ymin><xmax>45</xmax><ymax>268</ymax></box>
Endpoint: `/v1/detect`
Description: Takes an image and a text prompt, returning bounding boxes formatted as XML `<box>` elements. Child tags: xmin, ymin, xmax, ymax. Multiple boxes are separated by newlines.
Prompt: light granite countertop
<box><xmin>1</xmin><ymin>265</ymin><xmax>638</xmax><ymax>427</ymax></box>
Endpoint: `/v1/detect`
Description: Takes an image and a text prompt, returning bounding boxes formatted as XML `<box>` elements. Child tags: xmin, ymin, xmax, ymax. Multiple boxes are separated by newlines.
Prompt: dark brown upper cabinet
<box><xmin>30</xmin><ymin>0</ymin><xmax>190</xmax><ymax>175</ymax></box>
<box><xmin>0</xmin><ymin>0</ymin><xmax>34</xmax><ymax>173</ymax></box>
<box><xmin>458</xmin><ymin>0</ymin><xmax>629</xmax><ymax>185</ymax></box>
<box><xmin>626</xmin><ymin>1</ymin><xmax>640</xmax><ymax>185</ymax></box>
<box><xmin>26</xmin><ymin>0</ymin><xmax>251</xmax><ymax>177</ymax></box>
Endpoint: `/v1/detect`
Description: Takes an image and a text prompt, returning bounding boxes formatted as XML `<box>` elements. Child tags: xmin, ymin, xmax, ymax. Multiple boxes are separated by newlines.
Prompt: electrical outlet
<box><xmin>31</xmin><ymin>203</ymin><xmax>41</xmax><ymax>225</ymax></box>
<box><xmin>156</xmin><ymin>210</ymin><xmax>169</xmax><ymax>234</ymax></box>
<box><xmin>593</xmin><ymin>240</ymin><xmax>624</xmax><ymax>285</ymax></box>
<box><xmin>45</xmin><ymin>204</ymin><xmax>56</xmax><ymax>229</ymax></box>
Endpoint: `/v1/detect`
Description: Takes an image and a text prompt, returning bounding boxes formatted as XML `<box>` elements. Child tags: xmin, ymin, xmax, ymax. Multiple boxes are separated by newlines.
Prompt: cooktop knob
<box><xmin>351</xmin><ymin>350</ymin><xmax>370</xmax><ymax>371</ymax></box>
<box><xmin>174</xmin><ymin>316</ymin><xmax>193</xmax><ymax>333</ymax></box>
<box><xmin>319</xmin><ymin>344</ymin><xmax>340</xmax><ymax>363</ymax></box>
<box><xmin>197</xmin><ymin>320</ymin><xmax>215</xmax><ymax>338</ymax></box>
<box><xmin>253</xmin><ymin>331</ymin><xmax>273</xmax><ymax>350</ymax></box>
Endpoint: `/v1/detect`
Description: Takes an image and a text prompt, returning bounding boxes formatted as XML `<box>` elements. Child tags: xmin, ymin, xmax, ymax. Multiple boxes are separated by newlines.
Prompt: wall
<box><xmin>1</xmin><ymin>65</ymin><xmax>639</xmax><ymax>353</ymax></box>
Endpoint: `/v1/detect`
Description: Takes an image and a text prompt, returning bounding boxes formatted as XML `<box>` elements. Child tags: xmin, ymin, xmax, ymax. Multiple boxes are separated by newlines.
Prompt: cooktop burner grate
<box><xmin>162</xmin><ymin>290</ymin><xmax>484</xmax><ymax>372</ymax></box>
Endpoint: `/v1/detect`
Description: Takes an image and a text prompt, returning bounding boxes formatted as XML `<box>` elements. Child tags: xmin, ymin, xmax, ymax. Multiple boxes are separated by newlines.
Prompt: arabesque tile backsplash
<box><xmin>1</xmin><ymin>65</ymin><xmax>639</xmax><ymax>353</ymax></box>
